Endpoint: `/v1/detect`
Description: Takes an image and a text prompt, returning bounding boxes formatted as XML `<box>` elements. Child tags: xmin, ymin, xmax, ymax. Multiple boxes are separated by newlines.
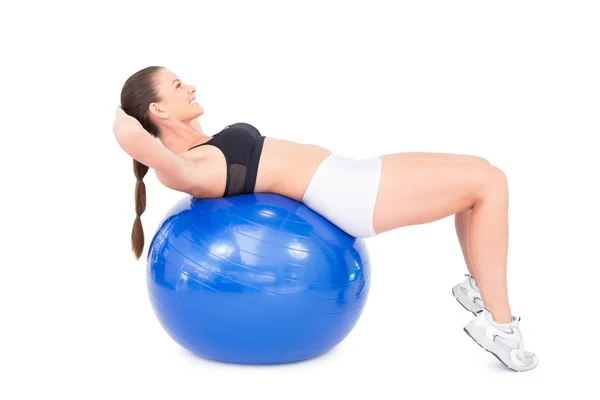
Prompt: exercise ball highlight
<box><xmin>146</xmin><ymin>193</ymin><xmax>371</xmax><ymax>364</ymax></box>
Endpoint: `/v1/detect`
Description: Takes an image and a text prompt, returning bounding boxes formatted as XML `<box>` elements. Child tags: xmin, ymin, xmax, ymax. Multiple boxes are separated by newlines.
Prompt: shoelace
<box><xmin>498</xmin><ymin>315</ymin><xmax>527</xmax><ymax>362</ymax></box>
<box><xmin>514</xmin><ymin>317</ymin><xmax>527</xmax><ymax>362</ymax></box>
<box><xmin>463</xmin><ymin>274</ymin><xmax>483</xmax><ymax>305</ymax></box>
<box><xmin>471</xmin><ymin>279</ymin><xmax>530</xmax><ymax>364</ymax></box>
<box><xmin>464</xmin><ymin>273</ymin><xmax>478</xmax><ymax>289</ymax></box>
<box><xmin>483</xmin><ymin>308</ymin><xmax>528</xmax><ymax>362</ymax></box>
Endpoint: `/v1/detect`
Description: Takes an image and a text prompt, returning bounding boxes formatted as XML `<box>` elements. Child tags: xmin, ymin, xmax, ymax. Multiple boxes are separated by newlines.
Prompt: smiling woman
<box><xmin>118</xmin><ymin>66</ymin><xmax>207</xmax><ymax>259</ymax></box>
<box><xmin>114</xmin><ymin>65</ymin><xmax>539</xmax><ymax>372</ymax></box>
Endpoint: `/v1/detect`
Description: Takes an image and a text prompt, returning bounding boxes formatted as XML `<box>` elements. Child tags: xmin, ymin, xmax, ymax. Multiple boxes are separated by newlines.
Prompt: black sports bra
<box><xmin>187</xmin><ymin>122</ymin><xmax>266</xmax><ymax>197</ymax></box>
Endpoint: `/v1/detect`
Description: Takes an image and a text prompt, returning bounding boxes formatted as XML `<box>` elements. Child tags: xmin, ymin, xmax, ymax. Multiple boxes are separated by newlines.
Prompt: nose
<box><xmin>188</xmin><ymin>85</ymin><xmax>196</xmax><ymax>94</ymax></box>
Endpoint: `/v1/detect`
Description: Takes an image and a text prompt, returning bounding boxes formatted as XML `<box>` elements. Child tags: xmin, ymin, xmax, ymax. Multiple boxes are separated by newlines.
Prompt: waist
<box><xmin>214</xmin><ymin>138</ymin><xmax>332</xmax><ymax>200</ymax></box>
<box><xmin>255</xmin><ymin>140</ymin><xmax>332</xmax><ymax>201</ymax></box>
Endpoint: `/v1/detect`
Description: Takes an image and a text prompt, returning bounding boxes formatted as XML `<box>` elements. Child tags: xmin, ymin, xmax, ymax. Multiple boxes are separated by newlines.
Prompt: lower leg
<box><xmin>372</xmin><ymin>156</ymin><xmax>511</xmax><ymax>323</ymax></box>
<box><xmin>468</xmin><ymin>183</ymin><xmax>512</xmax><ymax>324</ymax></box>
<box><xmin>455</xmin><ymin>209</ymin><xmax>475</xmax><ymax>278</ymax></box>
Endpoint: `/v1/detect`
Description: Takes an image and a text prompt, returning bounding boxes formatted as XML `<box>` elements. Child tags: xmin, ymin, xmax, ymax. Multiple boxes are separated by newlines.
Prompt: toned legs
<box><xmin>372</xmin><ymin>153</ymin><xmax>512</xmax><ymax>323</ymax></box>
<box><xmin>383</xmin><ymin>152</ymin><xmax>492</xmax><ymax>278</ymax></box>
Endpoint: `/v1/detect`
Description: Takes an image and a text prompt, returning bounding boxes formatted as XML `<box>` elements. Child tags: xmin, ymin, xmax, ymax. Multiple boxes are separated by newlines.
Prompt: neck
<box><xmin>159</xmin><ymin>120</ymin><xmax>210</xmax><ymax>155</ymax></box>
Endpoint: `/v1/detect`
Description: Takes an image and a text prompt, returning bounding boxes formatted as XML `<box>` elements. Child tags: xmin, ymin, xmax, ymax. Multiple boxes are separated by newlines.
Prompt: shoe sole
<box><xmin>452</xmin><ymin>287</ymin><xmax>479</xmax><ymax>316</ymax></box>
<box><xmin>463</xmin><ymin>327</ymin><xmax>515</xmax><ymax>370</ymax></box>
<box><xmin>463</xmin><ymin>325</ymin><xmax>538</xmax><ymax>372</ymax></box>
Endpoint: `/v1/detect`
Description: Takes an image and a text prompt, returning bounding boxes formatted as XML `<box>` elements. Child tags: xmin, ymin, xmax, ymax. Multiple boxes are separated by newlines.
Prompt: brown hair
<box><xmin>119</xmin><ymin>66</ymin><xmax>164</xmax><ymax>260</ymax></box>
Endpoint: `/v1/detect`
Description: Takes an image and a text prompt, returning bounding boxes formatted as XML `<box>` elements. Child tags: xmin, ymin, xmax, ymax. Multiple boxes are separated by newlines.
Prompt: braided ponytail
<box><xmin>132</xmin><ymin>159</ymin><xmax>149</xmax><ymax>260</ymax></box>
<box><xmin>120</xmin><ymin>65</ymin><xmax>164</xmax><ymax>259</ymax></box>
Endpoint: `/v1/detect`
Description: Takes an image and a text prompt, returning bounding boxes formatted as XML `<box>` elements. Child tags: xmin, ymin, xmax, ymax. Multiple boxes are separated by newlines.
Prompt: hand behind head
<box><xmin>114</xmin><ymin>106</ymin><xmax>144</xmax><ymax>136</ymax></box>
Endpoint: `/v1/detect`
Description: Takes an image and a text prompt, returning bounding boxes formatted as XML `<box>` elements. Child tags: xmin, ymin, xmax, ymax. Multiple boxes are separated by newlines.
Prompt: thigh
<box><xmin>372</xmin><ymin>154</ymin><xmax>498</xmax><ymax>234</ymax></box>
<box><xmin>389</xmin><ymin>152</ymin><xmax>491</xmax><ymax>165</ymax></box>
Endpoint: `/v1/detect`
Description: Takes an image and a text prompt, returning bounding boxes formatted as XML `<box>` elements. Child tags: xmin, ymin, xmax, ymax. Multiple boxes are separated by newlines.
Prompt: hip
<box><xmin>300</xmin><ymin>153</ymin><xmax>383</xmax><ymax>238</ymax></box>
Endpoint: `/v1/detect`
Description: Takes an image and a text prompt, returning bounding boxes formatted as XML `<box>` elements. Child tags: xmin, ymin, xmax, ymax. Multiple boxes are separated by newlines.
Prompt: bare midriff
<box><xmin>179</xmin><ymin>137</ymin><xmax>332</xmax><ymax>202</ymax></box>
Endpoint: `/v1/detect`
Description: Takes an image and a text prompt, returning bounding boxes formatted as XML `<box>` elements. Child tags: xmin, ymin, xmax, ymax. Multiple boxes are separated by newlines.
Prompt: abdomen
<box><xmin>254</xmin><ymin>138</ymin><xmax>332</xmax><ymax>202</ymax></box>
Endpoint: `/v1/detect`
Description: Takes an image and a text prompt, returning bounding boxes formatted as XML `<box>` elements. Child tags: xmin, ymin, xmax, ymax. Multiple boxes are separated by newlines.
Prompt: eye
<box><xmin>177</xmin><ymin>82</ymin><xmax>182</xmax><ymax>88</ymax></box>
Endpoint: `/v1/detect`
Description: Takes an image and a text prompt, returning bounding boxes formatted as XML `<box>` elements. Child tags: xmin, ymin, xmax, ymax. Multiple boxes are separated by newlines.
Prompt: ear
<box><xmin>149</xmin><ymin>103</ymin><xmax>168</xmax><ymax>120</ymax></box>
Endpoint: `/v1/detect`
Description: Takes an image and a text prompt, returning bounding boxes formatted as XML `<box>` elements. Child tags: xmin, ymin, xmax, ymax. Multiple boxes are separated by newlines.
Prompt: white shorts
<box><xmin>301</xmin><ymin>153</ymin><xmax>382</xmax><ymax>238</ymax></box>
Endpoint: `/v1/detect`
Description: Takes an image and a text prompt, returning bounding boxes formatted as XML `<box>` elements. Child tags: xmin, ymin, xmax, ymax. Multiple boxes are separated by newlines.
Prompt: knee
<box><xmin>472</xmin><ymin>166</ymin><xmax>508</xmax><ymax>209</ymax></box>
<box><xmin>484</xmin><ymin>166</ymin><xmax>509</xmax><ymax>196</ymax></box>
<box><xmin>471</xmin><ymin>155</ymin><xmax>491</xmax><ymax>165</ymax></box>
<box><xmin>490</xmin><ymin>165</ymin><xmax>508</xmax><ymax>184</ymax></box>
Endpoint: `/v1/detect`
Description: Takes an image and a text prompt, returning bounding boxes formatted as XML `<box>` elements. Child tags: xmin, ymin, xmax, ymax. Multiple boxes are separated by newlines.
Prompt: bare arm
<box><xmin>116</xmin><ymin>128</ymin><xmax>192</xmax><ymax>190</ymax></box>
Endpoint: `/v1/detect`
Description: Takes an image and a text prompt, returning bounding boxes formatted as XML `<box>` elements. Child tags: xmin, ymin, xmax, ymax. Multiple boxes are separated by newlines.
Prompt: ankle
<box><xmin>491</xmin><ymin>314</ymin><xmax>513</xmax><ymax>324</ymax></box>
<box><xmin>486</xmin><ymin>309</ymin><xmax>512</xmax><ymax>324</ymax></box>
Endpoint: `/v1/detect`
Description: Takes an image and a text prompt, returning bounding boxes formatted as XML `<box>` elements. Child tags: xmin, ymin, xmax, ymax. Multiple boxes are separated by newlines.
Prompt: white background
<box><xmin>1</xmin><ymin>0</ymin><xmax>598</xmax><ymax>398</ymax></box>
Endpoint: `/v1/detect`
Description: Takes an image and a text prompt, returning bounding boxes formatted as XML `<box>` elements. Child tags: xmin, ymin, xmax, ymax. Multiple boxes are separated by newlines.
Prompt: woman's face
<box><xmin>150</xmin><ymin>68</ymin><xmax>204</xmax><ymax>123</ymax></box>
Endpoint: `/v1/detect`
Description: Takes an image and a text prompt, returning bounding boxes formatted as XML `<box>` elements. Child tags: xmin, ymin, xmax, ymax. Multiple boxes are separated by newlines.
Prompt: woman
<box><xmin>113</xmin><ymin>66</ymin><xmax>538</xmax><ymax>372</ymax></box>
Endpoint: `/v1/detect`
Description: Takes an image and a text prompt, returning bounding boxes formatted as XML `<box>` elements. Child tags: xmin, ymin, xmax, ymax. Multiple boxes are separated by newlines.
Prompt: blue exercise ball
<box><xmin>146</xmin><ymin>193</ymin><xmax>371</xmax><ymax>364</ymax></box>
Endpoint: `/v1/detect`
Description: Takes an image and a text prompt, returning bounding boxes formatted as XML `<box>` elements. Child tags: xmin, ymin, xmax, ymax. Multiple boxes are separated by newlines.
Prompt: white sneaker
<box><xmin>464</xmin><ymin>309</ymin><xmax>539</xmax><ymax>372</ymax></box>
<box><xmin>452</xmin><ymin>274</ymin><xmax>485</xmax><ymax>315</ymax></box>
